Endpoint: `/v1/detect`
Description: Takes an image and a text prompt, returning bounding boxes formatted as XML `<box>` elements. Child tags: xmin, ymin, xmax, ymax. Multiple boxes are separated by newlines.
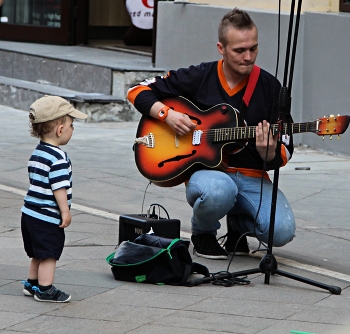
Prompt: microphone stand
<box><xmin>192</xmin><ymin>0</ymin><xmax>341</xmax><ymax>294</ymax></box>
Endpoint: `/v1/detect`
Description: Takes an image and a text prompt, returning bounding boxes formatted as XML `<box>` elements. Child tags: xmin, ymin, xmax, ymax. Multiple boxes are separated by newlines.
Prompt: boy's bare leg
<box><xmin>38</xmin><ymin>258</ymin><xmax>56</xmax><ymax>286</ymax></box>
<box><xmin>28</xmin><ymin>258</ymin><xmax>40</xmax><ymax>280</ymax></box>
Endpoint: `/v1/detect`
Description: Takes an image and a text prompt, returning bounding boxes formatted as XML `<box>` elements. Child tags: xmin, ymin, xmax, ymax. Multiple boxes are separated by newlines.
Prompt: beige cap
<box><xmin>29</xmin><ymin>95</ymin><xmax>88</xmax><ymax>123</ymax></box>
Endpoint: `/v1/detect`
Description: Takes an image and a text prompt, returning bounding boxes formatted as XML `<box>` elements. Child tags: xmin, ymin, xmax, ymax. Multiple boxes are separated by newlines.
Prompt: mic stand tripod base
<box><xmin>230</xmin><ymin>253</ymin><xmax>342</xmax><ymax>295</ymax></box>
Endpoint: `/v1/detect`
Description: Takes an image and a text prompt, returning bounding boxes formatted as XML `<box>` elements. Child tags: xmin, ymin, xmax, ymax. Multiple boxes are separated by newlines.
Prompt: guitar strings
<box><xmin>141</xmin><ymin>121</ymin><xmax>318</xmax><ymax>144</ymax></box>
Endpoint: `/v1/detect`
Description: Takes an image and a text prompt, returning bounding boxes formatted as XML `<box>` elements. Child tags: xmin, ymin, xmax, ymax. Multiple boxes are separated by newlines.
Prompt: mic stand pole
<box><xmin>192</xmin><ymin>0</ymin><xmax>341</xmax><ymax>294</ymax></box>
<box><xmin>234</xmin><ymin>0</ymin><xmax>341</xmax><ymax>294</ymax></box>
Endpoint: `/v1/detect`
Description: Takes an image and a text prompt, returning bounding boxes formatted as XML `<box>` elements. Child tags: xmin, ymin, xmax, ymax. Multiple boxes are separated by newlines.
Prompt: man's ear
<box><xmin>56</xmin><ymin>124</ymin><xmax>64</xmax><ymax>137</ymax></box>
<box><xmin>217</xmin><ymin>42</ymin><xmax>224</xmax><ymax>56</ymax></box>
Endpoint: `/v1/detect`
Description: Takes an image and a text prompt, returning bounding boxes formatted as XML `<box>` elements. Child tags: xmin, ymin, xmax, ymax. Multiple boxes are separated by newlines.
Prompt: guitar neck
<box><xmin>213</xmin><ymin>121</ymin><xmax>318</xmax><ymax>142</ymax></box>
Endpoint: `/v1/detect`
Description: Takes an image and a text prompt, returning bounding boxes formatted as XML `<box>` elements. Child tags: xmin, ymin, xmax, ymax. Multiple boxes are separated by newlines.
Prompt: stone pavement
<box><xmin>0</xmin><ymin>104</ymin><xmax>350</xmax><ymax>334</ymax></box>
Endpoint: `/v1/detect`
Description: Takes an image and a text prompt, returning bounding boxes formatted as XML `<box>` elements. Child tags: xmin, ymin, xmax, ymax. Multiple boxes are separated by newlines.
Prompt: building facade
<box><xmin>0</xmin><ymin>0</ymin><xmax>349</xmax><ymax>153</ymax></box>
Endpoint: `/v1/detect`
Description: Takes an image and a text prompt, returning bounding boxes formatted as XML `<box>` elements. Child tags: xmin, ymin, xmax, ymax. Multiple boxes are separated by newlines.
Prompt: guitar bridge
<box><xmin>135</xmin><ymin>133</ymin><xmax>154</xmax><ymax>148</ymax></box>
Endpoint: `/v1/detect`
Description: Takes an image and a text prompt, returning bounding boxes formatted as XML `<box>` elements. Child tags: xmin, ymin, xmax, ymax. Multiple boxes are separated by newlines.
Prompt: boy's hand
<box><xmin>60</xmin><ymin>210</ymin><xmax>72</xmax><ymax>228</ymax></box>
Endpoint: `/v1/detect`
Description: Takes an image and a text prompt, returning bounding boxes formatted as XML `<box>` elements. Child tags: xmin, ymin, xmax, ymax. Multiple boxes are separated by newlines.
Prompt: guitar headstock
<box><xmin>317</xmin><ymin>114</ymin><xmax>350</xmax><ymax>138</ymax></box>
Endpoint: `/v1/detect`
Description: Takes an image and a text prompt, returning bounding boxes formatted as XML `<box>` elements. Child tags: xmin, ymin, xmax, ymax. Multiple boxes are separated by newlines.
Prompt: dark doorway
<box><xmin>0</xmin><ymin>0</ymin><xmax>88</xmax><ymax>45</ymax></box>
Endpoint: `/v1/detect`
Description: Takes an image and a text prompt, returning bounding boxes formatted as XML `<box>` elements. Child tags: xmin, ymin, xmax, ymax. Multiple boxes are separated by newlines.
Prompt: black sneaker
<box><xmin>33</xmin><ymin>286</ymin><xmax>71</xmax><ymax>303</ymax></box>
<box><xmin>191</xmin><ymin>233</ymin><xmax>228</xmax><ymax>260</ymax></box>
<box><xmin>21</xmin><ymin>280</ymin><xmax>35</xmax><ymax>297</ymax></box>
<box><xmin>224</xmin><ymin>224</ymin><xmax>250</xmax><ymax>255</ymax></box>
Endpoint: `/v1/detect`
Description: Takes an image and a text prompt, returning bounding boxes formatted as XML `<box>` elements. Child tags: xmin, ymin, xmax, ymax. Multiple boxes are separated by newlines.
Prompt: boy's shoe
<box><xmin>21</xmin><ymin>280</ymin><xmax>35</xmax><ymax>297</ymax></box>
<box><xmin>191</xmin><ymin>233</ymin><xmax>228</xmax><ymax>260</ymax></box>
<box><xmin>33</xmin><ymin>286</ymin><xmax>71</xmax><ymax>303</ymax></box>
<box><xmin>224</xmin><ymin>224</ymin><xmax>250</xmax><ymax>255</ymax></box>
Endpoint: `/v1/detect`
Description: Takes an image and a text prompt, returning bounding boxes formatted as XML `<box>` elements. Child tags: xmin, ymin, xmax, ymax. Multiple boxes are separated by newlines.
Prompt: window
<box><xmin>340</xmin><ymin>0</ymin><xmax>350</xmax><ymax>12</ymax></box>
<box><xmin>1</xmin><ymin>0</ymin><xmax>62</xmax><ymax>27</ymax></box>
<box><xmin>0</xmin><ymin>0</ymin><xmax>89</xmax><ymax>45</ymax></box>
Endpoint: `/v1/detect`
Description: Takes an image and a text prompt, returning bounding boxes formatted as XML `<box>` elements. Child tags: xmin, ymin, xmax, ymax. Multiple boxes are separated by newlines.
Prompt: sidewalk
<box><xmin>0</xmin><ymin>104</ymin><xmax>349</xmax><ymax>334</ymax></box>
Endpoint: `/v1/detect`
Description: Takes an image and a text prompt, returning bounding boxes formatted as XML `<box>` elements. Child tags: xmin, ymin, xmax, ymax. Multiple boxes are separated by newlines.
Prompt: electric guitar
<box><xmin>134</xmin><ymin>96</ymin><xmax>349</xmax><ymax>187</ymax></box>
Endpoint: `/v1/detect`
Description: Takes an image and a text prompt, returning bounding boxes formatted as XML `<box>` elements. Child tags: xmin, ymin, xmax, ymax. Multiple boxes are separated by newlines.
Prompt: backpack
<box><xmin>106</xmin><ymin>234</ymin><xmax>209</xmax><ymax>286</ymax></box>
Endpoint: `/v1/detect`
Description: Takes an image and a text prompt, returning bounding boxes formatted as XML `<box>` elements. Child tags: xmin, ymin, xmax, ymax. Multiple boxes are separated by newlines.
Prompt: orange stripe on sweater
<box><xmin>127</xmin><ymin>86</ymin><xmax>152</xmax><ymax>105</ymax></box>
<box><xmin>217</xmin><ymin>59</ymin><xmax>248</xmax><ymax>96</ymax></box>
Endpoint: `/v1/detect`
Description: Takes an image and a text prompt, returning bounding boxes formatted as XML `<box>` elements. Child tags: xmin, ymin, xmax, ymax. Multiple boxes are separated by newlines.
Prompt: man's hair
<box><xmin>29</xmin><ymin>115</ymin><xmax>67</xmax><ymax>139</ymax></box>
<box><xmin>218</xmin><ymin>8</ymin><xmax>257</xmax><ymax>46</ymax></box>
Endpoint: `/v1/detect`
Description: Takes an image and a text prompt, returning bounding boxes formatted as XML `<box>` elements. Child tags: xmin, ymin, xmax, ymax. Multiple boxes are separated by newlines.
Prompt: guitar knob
<box><xmin>221</xmin><ymin>106</ymin><xmax>228</xmax><ymax>114</ymax></box>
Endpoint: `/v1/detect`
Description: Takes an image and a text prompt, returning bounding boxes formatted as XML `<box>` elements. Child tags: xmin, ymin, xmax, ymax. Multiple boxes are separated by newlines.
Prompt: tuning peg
<box><xmin>330</xmin><ymin>114</ymin><xmax>334</xmax><ymax>117</ymax></box>
<box><xmin>322</xmin><ymin>136</ymin><xmax>325</xmax><ymax>140</ymax></box>
<box><xmin>337</xmin><ymin>135</ymin><xmax>341</xmax><ymax>139</ymax></box>
<box><xmin>330</xmin><ymin>135</ymin><xmax>333</xmax><ymax>140</ymax></box>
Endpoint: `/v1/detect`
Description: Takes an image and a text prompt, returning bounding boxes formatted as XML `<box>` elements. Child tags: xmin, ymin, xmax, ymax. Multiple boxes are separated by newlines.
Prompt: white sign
<box><xmin>126</xmin><ymin>0</ymin><xmax>154</xmax><ymax>30</ymax></box>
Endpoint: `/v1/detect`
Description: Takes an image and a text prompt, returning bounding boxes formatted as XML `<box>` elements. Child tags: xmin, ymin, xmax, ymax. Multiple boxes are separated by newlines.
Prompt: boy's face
<box><xmin>58</xmin><ymin>116</ymin><xmax>74</xmax><ymax>145</ymax></box>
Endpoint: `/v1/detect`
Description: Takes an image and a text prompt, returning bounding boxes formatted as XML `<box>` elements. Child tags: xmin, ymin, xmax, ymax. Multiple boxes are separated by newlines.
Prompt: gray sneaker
<box><xmin>33</xmin><ymin>286</ymin><xmax>71</xmax><ymax>303</ymax></box>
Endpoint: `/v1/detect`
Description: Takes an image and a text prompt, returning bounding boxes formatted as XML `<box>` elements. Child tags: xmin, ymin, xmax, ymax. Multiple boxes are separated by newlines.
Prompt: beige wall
<box><xmin>89</xmin><ymin>0</ymin><xmax>131</xmax><ymax>26</ymax></box>
<box><xmin>88</xmin><ymin>0</ymin><xmax>341</xmax><ymax>27</ymax></box>
<box><xmin>185</xmin><ymin>0</ymin><xmax>340</xmax><ymax>12</ymax></box>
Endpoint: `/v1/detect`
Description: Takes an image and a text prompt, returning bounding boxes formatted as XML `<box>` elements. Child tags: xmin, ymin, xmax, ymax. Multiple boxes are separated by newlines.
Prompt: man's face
<box><xmin>217</xmin><ymin>26</ymin><xmax>258</xmax><ymax>78</ymax></box>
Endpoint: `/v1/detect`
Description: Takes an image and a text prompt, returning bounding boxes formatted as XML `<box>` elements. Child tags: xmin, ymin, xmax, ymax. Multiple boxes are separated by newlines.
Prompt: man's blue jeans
<box><xmin>186</xmin><ymin>170</ymin><xmax>295</xmax><ymax>247</ymax></box>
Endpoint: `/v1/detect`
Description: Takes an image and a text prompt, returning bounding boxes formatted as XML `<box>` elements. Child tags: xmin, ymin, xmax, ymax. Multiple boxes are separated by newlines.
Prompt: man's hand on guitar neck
<box><xmin>150</xmin><ymin>102</ymin><xmax>196</xmax><ymax>136</ymax></box>
<box><xmin>255</xmin><ymin>120</ymin><xmax>278</xmax><ymax>163</ymax></box>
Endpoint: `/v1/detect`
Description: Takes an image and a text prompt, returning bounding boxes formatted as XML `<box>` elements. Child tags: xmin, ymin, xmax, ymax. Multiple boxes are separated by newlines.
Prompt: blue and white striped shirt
<box><xmin>21</xmin><ymin>141</ymin><xmax>72</xmax><ymax>225</ymax></box>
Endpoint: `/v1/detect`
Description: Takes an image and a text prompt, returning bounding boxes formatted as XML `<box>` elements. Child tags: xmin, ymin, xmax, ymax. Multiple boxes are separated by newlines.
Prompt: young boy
<box><xmin>21</xmin><ymin>95</ymin><xmax>88</xmax><ymax>303</ymax></box>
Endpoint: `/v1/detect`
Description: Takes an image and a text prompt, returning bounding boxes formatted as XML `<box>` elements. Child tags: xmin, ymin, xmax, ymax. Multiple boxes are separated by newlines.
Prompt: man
<box><xmin>127</xmin><ymin>8</ymin><xmax>296</xmax><ymax>260</ymax></box>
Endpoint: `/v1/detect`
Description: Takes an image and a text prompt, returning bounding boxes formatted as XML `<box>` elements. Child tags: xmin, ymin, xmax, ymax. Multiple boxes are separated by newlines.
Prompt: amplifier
<box><xmin>118</xmin><ymin>214</ymin><xmax>181</xmax><ymax>245</ymax></box>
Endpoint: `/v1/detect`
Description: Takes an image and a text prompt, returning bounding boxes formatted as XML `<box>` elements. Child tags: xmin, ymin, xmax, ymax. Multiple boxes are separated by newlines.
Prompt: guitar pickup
<box><xmin>135</xmin><ymin>133</ymin><xmax>155</xmax><ymax>148</ymax></box>
<box><xmin>192</xmin><ymin>130</ymin><xmax>203</xmax><ymax>145</ymax></box>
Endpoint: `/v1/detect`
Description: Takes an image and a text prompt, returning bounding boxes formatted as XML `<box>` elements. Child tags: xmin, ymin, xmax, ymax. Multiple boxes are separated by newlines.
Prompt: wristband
<box><xmin>158</xmin><ymin>106</ymin><xmax>170</xmax><ymax>122</ymax></box>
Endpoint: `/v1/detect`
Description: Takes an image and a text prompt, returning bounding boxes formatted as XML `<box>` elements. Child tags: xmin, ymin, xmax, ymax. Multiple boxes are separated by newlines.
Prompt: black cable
<box><xmin>251</xmin><ymin>0</ymin><xmax>284</xmax><ymax>253</ymax></box>
<box><xmin>222</xmin><ymin>2</ymin><xmax>284</xmax><ymax>269</ymax></box>
<box><xmin>140</xmin><ymin>182</ymin><xmax>171</xmax><ymax>219</ymax></box>
<box><xmin>141</xmin><ymin>181</ymin><xmax>152</xmax><ymax>215</ymax></box>
<box><xmin>210</xmin><ymin>270</ymin><xmax>250</xmax><ymax>287</ymax></box>
<box><xmin>147</xmin><ymin>203</ymin><xmax>170</xmax><ymax>219</ymax></box>
<box><xmin>275</xmin><ymin>0</ymin><xmax>281</xmax><ymax>78</ymax></box>
<box><xmin>287</xmin><ymin>0</ymin><xmax>303</xmax><ymax>97</ymax></box>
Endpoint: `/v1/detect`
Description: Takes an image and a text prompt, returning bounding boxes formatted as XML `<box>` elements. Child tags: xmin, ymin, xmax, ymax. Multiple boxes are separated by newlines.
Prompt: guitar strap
<box><xmin>239</xmin><ymin>65</ymin><xmax>260</xmax><ymax>121</ymax></box>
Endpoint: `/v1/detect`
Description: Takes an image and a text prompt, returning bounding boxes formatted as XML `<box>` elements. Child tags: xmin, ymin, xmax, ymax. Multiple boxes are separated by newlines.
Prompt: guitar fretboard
<box><xmin>212</xmin><ymin>121</ymin><xmax>318</xmax><ymax>142</ymax></box>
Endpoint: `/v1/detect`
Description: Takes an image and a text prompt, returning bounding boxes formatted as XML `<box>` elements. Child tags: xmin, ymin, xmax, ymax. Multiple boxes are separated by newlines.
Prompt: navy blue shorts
<box><xmin>21</xmin><ymin>213</ymin><xmax>65</xmax><ymax>260</ymax></box>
